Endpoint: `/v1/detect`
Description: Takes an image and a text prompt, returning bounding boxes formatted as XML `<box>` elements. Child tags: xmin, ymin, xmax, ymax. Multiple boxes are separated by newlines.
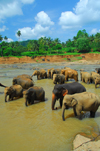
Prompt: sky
<box><xmin>0</xmin><ymin>0</ymin><xmax>100</xmax><ymax>43</ymax></box>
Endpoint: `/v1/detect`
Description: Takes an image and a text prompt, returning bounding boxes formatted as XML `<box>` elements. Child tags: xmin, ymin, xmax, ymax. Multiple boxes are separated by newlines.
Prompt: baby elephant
<box><xmin>4</xmin><ymin>85</ymin><xmax>23</xmax><ymax>102</ymax></box>
<box><xmin>23</xmin><ymin>86</ymin><xmax>45</xmax><ymax>106</ymax></box>
<box><xmin>62</xmin><ymin>92</ymin><xmax>100</xmax><ymax>121</ymax></box>
<box><xmin>53</xmin><ymin>74</ymin><xmax>65</xmax><ymax>84</ymax></box>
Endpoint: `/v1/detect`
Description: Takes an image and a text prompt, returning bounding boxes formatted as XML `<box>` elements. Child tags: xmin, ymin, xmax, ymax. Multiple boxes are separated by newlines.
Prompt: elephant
<box><xmin>51</xmin><ymin>82</ymin><xmax>86</xmax><ymax>110</ymax></box>
<box><xmin>51</xmin><ymin>69</ymin><xmax>61</xmax><ymax>79</ymax></box>
<box><xmin>53</xmin><ymin>74</ymin><xmax>65</xmax><ymax>84</ymax></box>
<box><xmin>47</xmin><ymin>68</ymin><xmax>54</xmax><ymax>78</ymax></box>
<box><xmin>95</xmin><ymin>75</ymin><xmax>100</xmax><ymax>88</ymax></box>
<box><xmin>0</xmin><ymin>83</ymin><xmax>7</xmax><ymax>87</ymax></box>
<box><xmin>61</xmin><ymin>69</ymin><xmax>78</xmax><ymax>81</ymax></box>
<box><xmin>12</xmin><ymin>77</ymin><xmax>34</xmax><ymax>89</ymax></box>
<box><xmin>62</xmin><ymin>92</ymin><xmax>100</xmax><ymax>121</ymax></box>
<box><xmin>32</xmin><ymin>69</ymin><xmax>47</xmax><ymax>80</ymax></box>
<box><xmin>91</xmin><ymin>71</ymin><xmax>99</xmax><ymax>83</ymax></box>
<box><xmin>4</xmin><ymin>84</ymin><xmax>23</xmax><ymax>102</ymax></box>
<box><xmin>80</xmin><ymin>72</ymin><xmax>92</xmax><ymax>84</ymax></box>
<box><xmin>23</xmin><ymin>86</ymin><xmax>45</xmax><ymax>106</ymax></box>
<box><xmin>17</xmin><ymin>74</ymin><xmax>33</xmax><ymax>80</ymax></box>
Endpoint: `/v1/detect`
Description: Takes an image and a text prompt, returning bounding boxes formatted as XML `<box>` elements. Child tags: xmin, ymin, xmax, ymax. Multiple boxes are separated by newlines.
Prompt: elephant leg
<box><xmin>73</xmin><ymin>107</ymin><xmax>77</xmax><ymax>116</ymax></box>
<box><xmin>41</xmin><ymin>92</ymin><xmax>45</xmax><ymax>101</ymax></box>
<box><xmin>9</xmin><ymin>95</ymin><xmax>12</xmax><ymax>101</ymax></box>
<box><xmin>37</xmin><ymin>75</ymin><xmax>41</xmax><ymax>80</ymax></box>
<box><xmin>90</xmin><ymin>111</ymin><xmax>95</xmax><ymax>118</ymax></box>
<box><xmin>59</xmin><ymin>98</ymin><xmax>62</xmax><ymax>107</ymax></box>
<box><xmin>76</xmin><ymin>107</ymin><xmax>82</xmax><ymax>119</ymax></box>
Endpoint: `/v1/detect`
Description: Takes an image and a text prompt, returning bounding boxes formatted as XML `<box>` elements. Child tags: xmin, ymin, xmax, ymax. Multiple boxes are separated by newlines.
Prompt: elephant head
<box><xmin>62</xmin><ymin>97</ymin><xmax>77</xmax><ymax>121</ymax></box>
<box><xmin>53</xmin><ymin>74</ymin><xmax>58</xmax><ymax>84</ymax></box>
<box><xmin>4</xmin><ymin>86</ymin><xmax>15</xmax><ymax>102</ymax></box>
<box><xmin>32</xmin><ymin>70</ymin><xmax>40</xmax><ymax>77</ymax></box>
<box><xmin>52</xmin><ymin>85</ymin><xmax>68</xmax><ymax>110</ymax></box>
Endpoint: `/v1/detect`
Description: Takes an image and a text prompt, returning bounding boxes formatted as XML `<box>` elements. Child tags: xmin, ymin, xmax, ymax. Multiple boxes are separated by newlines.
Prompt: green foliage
<box><xmin>76</xmin><ymin>38</ymin><xmax>91</xmax><ymax>53</ymax></box>
<box><xmin>1</xmin><ymin>29</ymin><xmax>100</xmax><ymax>57</ymax></box>
<box><xmin>3</xmin><ymin>47</ymin><xmax>14</xmax><ymax>56</ymax></box>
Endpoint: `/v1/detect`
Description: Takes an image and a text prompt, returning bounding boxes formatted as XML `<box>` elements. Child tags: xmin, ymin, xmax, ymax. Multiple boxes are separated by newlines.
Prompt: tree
<box><xmin>0</xmin><ymin>35</ymin><xmax>3</xmax><ymax>42</ymax></box>
<box><xmin>76</xmin><ymin>29</ymin><xmax>88</xmax><ymax>39</ymax></box>
<box><xmin>0</xmin><ymin>35</ymin><xmax>3</xmax><ymax>56</ymax></box>
<box><xmin>76</xmin><ymin>38</ymin><xmax>91</xmax><ymax>53</ymax></box>
<box><xmin>4</xmin><ymin>36</ymin><xmax>8</xmax><ymax>42</ymax></box>
<box><xmin>17</xmin><ymin>30</ymin><xmax>21</xmax><ymax>42</ymax></box>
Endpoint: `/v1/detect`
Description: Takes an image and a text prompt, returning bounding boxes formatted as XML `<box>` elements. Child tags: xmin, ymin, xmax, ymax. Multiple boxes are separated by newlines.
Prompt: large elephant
<box><xmin>80</xmin><ymin>71</ymin><xmax>92</xmax><ymax>84</ymax></box>
<box><xmin>47</xmin><ymin>68</ymin><xmax>54</xmax><ymax>78</ymax></box>
<box><xmin>12</xmin><ymin>77</ymin><xmax>34</xmax><ymax>89</ymax></box>
<box><xmin>61</xmin><ymin>69</ymin><xmax>78</xmax><ymax>81</ymax></box>
<box><xmin>17</xmin><ymin>74</ymin><xmax>33</xmax><ymax>80</ymax></box>
<box><xmin>32</xmin><ymin>69</ymin><xmax>47</xmax><ymax>80</ymax></box>
<box><xmin>53</xmin><ymin>74</ymin><xmax>65</xmax><ymax>84</ymax></box>
<box><xmin>62</xmin><ymin>92</ymin><xmax>100</xmax><ymax>121</ymax></box>
<box><xmin>4</xmin><ymin>84</ymin><xmax>23</xmax><ymax>102</ymax></box>
<box><xmin>51</xmin><ymin>69</ymin><xmax>61</xmax><ymax>79</ymax></box>
<box><xmin>23</xmin><ymin>86</ymin><xmax>45</xmax><ymax>106</ymax></box>
<box><xmin>51</xmin><ymin>82</ymin><xmax>86</xmax><ymax>110</ymax></box>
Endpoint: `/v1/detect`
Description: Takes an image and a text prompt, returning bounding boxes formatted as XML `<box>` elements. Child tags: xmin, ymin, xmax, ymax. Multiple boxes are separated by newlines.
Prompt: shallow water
<box><xmin>0</xmin><ymin>63</ymin><xmax>100</xmax><ymax>151</ymax></box>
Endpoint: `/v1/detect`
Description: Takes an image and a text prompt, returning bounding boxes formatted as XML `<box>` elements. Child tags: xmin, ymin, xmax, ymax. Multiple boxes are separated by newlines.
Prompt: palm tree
<box><xmin>0</xmin><ymin>35</ymin><xmax>3</xmax><ymax>56</ymax></box>
<box><xmin>17</xmin><ymin>30</ymin><xmax>21</xmax><ymax>42</ymax></box>
<box><xmin>4</xmin><ymin>36</ymin><xmax>8</xmax><ymax>42</ymax></box>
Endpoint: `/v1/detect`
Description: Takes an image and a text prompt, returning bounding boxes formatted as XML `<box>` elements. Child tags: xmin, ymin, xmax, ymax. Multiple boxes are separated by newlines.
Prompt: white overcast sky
<box><xmin>0</xmin><ymin>0</ymin><xmax>100</xmax><ymax>42</ymax></box>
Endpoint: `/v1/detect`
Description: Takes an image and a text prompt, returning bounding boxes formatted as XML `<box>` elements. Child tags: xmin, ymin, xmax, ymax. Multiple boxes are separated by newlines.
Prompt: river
<box><xmin>0</xmin><ymin>63</ymin><xmax>100</xmax><ymax>151</ymax></box>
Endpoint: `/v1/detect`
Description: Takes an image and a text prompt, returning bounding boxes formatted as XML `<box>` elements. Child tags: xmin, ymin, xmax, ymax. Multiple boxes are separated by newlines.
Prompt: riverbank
<box><xmin>0</xmin><ymin>53</ymin><xmax>100</xmax><ymax>64</ymax></box>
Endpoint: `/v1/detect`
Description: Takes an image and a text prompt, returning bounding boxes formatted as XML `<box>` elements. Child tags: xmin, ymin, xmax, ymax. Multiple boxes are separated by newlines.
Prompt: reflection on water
<box><xmin>0</xmin><ymin>63</ymin><xmax>100</xmax><ymax>151</ymax></box>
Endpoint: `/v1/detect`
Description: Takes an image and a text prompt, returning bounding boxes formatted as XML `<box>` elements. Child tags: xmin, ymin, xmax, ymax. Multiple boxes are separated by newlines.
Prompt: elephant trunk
<box><xmin>51</xmin><ymin>93</ymin><xmax>57</xmax><ymax>110</ymax></box>
<box><xmin>5</xmin><ymin>94</ymin><xmax>8</xmax><ymax>102</ymax></box>
<box><xmin>62</xmin><ymin>103</ymin><xmax>66</xmax><ymax>121</ymax></box>
<box><xmin>0</xmin><ymin>83</ymin><xmax>7</xmax><ymax>87</ymax></box>
<box><xmin>25</xmin><ymin>98</ymin><xmax>28</xmax><ymax>106</ymax></box>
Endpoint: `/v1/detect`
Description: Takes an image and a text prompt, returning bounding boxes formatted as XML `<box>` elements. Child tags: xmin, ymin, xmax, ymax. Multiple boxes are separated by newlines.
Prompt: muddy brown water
<box><xmin>0</xmin><ymin>63</ymin><xmax>100</xmax><ymax>151</ymax></box>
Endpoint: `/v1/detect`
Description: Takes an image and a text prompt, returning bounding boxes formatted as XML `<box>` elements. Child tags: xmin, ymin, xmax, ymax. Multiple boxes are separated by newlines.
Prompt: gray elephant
<box><xmin>51</xmin><ymin>69</ymin><xmax>61</xmax><ymax>79</ymax></box>
<box><xmin>53</xmin><ymin>74</ymin><xmax>65</xmax><ymax>84</ymax></box>
<box><xmin>80</xmin><ymin>72</ymin><xmax>92</xmax><ymax>84</ymax></box>
<box><xmin>62</xmin><ymin>92</ymin><xmax>100</xmax><ymax>121</ymax></box>
<box><xmin>12</xmin><ymin>77</ymin><xmax>34</xmax><ymax>89</ymax></box>
<box><xmin>32</xmin><ymin>69</ymin><xmax>47</xmax><ymax>80</ymax></box>
<box><xmin>23</xmin><ymin>86</ymin><xmax>45</xmax><ymax>106</ymax></box>
<box><xmin>4</xmin><ymin>84</ymin><xmax>23</xmax><ymax>102</ymax></box>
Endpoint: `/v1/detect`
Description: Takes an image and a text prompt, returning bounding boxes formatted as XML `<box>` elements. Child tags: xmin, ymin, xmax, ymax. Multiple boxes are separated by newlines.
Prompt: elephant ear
<box><xmin>71</xmin><ymin>98</ymin><xmax>77</xmax><ymax>107</ymax></box>
<box><xmin>62</xmin><ymin>89</ymin><xmax>68</xmax><ymax>96</ymax></box>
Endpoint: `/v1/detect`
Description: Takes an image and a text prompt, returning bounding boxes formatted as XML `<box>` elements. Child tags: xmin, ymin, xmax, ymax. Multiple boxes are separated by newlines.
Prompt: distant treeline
<box><xmin>0</xmin><ymin>29</ymin><xmax>100</xmax><ymax>57</ymax></box>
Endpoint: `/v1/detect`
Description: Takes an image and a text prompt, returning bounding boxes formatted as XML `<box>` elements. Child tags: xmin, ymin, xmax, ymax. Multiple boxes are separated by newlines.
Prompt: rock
<box><xmin>73</xmin><ymin>134</ymin><xmax>91</xmax><ymax>149</ymax></box>
<box><xmin>73</xmin><ymin>134</ymin><xmax>100</xmax><ymax>151</ymax></box>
